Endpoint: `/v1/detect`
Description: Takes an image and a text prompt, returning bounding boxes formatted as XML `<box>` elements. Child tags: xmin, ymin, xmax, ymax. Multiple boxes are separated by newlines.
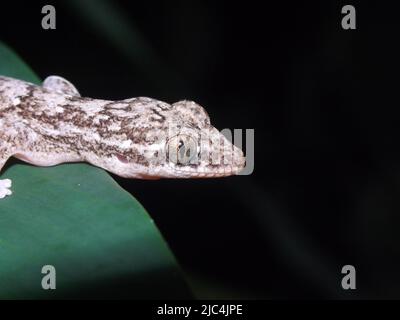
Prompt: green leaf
<box><xmin>0</xmin><ymin>42</ymin><xmax>191</xmax><ymax>299</ymax></box>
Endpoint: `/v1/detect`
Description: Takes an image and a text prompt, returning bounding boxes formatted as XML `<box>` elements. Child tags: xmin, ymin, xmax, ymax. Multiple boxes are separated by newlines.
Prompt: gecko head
<box><xmin>153</xmin><ymin>100</ymin><xmax>246</xmax><ymax>178</ymax></box>
<box><xmin>95</xmin><ymin>99</ymin><xmax>245</xmax><ymax>179</ymax></box>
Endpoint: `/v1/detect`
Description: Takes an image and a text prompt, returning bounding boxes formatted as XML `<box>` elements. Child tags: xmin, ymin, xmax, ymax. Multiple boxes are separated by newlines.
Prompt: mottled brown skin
<box><xmin>0</xmin><ymin>75</ymin><xmax>245</xmax><ymax>198</ymax></box>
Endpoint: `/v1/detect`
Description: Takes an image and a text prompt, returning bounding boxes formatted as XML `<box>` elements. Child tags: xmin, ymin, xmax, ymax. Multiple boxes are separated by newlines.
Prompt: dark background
<box><xmin>1</xmin><ymin>0</ymin><xmax>399</xmax><ymax>299</ymax></box>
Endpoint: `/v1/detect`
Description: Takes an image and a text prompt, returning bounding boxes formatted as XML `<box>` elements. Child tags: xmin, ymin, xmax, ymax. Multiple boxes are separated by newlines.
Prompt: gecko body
<box><xmin>0</xmin><ymin>75</ymin><xmax>245</xmax><ymax>198</ymax></box>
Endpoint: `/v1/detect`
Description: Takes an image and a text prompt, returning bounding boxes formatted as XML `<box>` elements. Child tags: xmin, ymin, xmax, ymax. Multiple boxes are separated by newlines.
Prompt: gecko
<box><xmin>0</xmin><ymin>75</ymin><xmax>245</xmax><ymax>199</ymax></box>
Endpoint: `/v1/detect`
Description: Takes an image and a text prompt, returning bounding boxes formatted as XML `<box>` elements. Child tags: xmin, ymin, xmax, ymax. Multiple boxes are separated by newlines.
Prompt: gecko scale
<box><xmin>0</xmin><ymin>75</ymin><xmax>245</xmax><ymax>199</ymax></box>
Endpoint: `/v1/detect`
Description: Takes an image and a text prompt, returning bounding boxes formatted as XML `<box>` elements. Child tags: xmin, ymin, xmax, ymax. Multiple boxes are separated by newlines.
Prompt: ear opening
<box><xmin>115</xmin><ymin>153</ymin><xmax>130</xmax><ymax>164</ymax></box>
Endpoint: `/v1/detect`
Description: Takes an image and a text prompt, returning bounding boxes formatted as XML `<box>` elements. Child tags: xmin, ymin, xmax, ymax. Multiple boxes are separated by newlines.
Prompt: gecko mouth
<box><xmin>169</xmin><ymin>149</ymin><xmax>246</xmax><ymax>178</ymax></box>
<box><xmin>173</xmin><ymin>165</ymin><xmax>244</xmax><ymax>177</ymax></box>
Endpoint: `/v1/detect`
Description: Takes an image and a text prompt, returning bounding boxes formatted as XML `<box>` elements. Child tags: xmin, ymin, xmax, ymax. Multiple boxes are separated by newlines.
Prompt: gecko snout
<box><xmin>207</xmin><ymin>133</ymin><xmax>246</xmax><ymax>176</ymax></box>
<box><xmin>232</xmin><ymin>145</ymin><xmax>246</xmax><ymax>174</ymax></box>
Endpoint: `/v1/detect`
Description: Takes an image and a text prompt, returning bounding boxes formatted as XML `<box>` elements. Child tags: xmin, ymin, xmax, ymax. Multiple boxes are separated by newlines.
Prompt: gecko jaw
<box><xmin>168</xmin><ymin>150</ymin><xmax>246</xmax><ymax>178</ymax></box>
<box><xmin>172</xmin><ymin>164</ymin><xmax>244</xmax><ymax>178</ymax></box>
<box><xmin>166</xmin><ymin>142</ymin><xmax>246</xmax><ymax>178</ymax></box>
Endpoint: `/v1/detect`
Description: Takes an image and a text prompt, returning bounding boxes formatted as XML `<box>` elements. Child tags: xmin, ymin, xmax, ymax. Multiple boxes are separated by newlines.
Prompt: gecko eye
<box><xmin>167</xmin><ymin>135</ymin><xmax>198</xmax><ymax>165</ymax></box>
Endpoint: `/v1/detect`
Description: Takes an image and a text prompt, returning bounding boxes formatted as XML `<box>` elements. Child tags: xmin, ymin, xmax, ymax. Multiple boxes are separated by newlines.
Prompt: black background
<box><xmin>1</xmin><ymin>0</ymin><xmax>400</xmax><ymax>299</ymax></box>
